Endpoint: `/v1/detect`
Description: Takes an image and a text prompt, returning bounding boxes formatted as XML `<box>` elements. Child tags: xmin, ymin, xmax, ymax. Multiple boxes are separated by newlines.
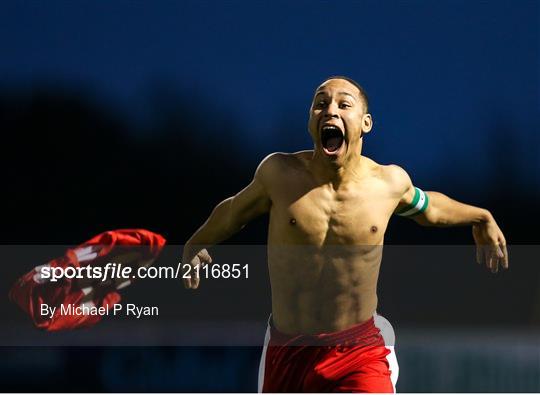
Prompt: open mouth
<box><xmin>320</xmin><ymin>125</ymin><xmax>344</xmax><ymax>154</ymax></box>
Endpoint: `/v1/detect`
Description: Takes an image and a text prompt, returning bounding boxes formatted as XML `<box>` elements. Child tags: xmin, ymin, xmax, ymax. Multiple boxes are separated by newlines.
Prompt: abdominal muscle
<box><xmin>267</xmin><ymin>243</ymin><xmax>383</xmax><ymax>335</ymax></box>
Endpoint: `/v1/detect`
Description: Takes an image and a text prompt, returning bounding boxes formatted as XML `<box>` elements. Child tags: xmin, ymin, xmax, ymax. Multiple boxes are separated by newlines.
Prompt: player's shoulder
<box><xmin>364</xmin><ymin>157</ymin><xmax>412</xmax><ymax>192</ymax></box>
<box><xmin>257</xmin><ymin>151</ymin><xmax>310</xmax><ymax>171</ymax></box>
<box><xmin>382</xmin><ymin>163</ymin><xmax>412</xmax><ymax>183</ymax></box>
<box><xmin>255</xmin><ymin>151</ymin><xmax>309</xmax><ymax>179</ymax></box>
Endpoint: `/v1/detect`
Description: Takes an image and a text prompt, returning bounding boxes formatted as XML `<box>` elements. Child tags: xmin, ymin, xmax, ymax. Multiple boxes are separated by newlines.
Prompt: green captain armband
<box><xmin>395</xmin><ymin>187</ymin><xmax>429</xmax><ymax>217</ymax></box>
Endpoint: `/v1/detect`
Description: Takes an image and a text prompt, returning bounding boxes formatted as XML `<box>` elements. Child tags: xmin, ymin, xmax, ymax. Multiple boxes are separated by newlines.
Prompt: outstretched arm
<box><xmin>182</xmin><ymin>154</ymin><xmax>276</xmax><ymax>288</ymax></box>
<box><xmin>391</xmin><ymin>166</ymin><xmax>508</xmax><ymax>273</ymax></box>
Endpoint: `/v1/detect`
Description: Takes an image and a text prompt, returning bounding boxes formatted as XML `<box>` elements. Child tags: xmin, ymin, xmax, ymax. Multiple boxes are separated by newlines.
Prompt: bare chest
<box><xmin>269</xmin><ymin>181</ymin><xmax>396</xmax><ymax>246</ymax></box>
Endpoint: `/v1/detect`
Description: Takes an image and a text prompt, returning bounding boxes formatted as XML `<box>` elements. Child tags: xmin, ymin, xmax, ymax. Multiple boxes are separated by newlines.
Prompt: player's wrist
<box><xmin>183</xmin><ymin>242</ymin><xmax>208</xmax><ymax>261</ymax></box>
<box><xmin>182</xmin><ymin>242</ymin><xmax>196</xmax><ymax>262</ymax></box>
<box><xmin>476</xmin><ymin>209</ymin><xmax>493</xmax><ymax>224</ymax></box>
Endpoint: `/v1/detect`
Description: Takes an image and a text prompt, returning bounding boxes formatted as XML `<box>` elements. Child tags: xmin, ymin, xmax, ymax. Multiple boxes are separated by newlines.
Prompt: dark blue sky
<box><xmin>1</xmin><ymin>0</ymin><xmax>538</xmax><ymax>196</ymax></box>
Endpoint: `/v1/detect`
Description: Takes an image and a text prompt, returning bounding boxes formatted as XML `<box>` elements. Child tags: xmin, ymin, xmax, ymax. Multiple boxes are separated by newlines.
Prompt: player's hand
<box><xmin>182</xmin><ymin>247</ymin><xmax>212</xmax><ymax>289</ymax></box>
<box><xmin>472</xmin><ymin>218</ymin><xmax>508</xmax><ymax>273</ymax></box>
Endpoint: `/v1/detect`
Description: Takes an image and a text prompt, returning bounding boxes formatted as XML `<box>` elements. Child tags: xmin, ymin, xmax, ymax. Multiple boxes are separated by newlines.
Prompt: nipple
<box><xmin>370</xmin><ymin>225</ymin><xmax>378</xmax><ymax>233</ymax></box>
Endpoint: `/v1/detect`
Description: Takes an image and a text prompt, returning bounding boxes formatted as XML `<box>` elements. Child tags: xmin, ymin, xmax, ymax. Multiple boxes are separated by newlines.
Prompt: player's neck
<box><xmin>311</xmin><ymin>148</ymin><xmax>365</xmax><ymax>188</ymax></box>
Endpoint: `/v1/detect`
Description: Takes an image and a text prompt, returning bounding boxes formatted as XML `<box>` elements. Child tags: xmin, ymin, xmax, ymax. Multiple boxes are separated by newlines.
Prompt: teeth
<box><xmin>321</xmin><ymin>125</ymin><xmax>343</xmax><ymax>135</ymax></box>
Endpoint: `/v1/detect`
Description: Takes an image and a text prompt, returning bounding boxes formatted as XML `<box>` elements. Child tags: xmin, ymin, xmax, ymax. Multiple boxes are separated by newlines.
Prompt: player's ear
<box><xmin>361</xmin><ymin>113</ymin><xmax>373</xmax><ymax>134</ymax></box>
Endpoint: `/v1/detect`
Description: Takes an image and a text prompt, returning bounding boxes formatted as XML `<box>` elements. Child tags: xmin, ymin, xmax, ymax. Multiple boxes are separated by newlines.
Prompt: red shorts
<box><xmin>258</xmin><ymin>315</ymin><xmax>398</xmax><ymax>393</ymax></box>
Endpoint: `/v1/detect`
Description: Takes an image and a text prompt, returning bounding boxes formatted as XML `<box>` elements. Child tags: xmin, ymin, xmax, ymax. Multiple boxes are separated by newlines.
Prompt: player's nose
<box><xmin>324</xmin><ymin>101</ymin><xmax>339</xmax><ymax>118</ymax></box>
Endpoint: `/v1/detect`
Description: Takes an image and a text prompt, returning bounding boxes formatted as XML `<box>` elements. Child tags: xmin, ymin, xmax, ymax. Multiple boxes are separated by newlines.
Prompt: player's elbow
<box><xmin>414</xmin><ymin>207</ymin><xmax>440</xmax><ymax>226</ymax></box>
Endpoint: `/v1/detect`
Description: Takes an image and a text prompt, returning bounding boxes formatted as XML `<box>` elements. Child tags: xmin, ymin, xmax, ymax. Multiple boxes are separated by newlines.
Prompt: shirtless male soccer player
<box><xmin>181</xmin><ymin>77</ymin><xmax>508</xmax><ymax>393</ymax></box>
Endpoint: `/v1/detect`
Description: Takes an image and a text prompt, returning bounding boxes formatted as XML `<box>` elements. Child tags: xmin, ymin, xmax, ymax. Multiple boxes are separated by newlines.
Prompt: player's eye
<box><xmin>315</xmin><ymin>101</ymin><xmax>327</xmax><ymax>108</ymax></box>
<box><xmin>339</xmin><ymin>102</ymin><xmax>351</xmax><ymax>109</ymax></box>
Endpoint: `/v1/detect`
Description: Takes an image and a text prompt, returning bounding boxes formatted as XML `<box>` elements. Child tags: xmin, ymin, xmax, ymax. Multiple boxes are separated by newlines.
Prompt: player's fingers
<box><xmin>487</xmin><ymin>256</ymin><xmax>495</xmax><ymax>273</ymax></box>
<box><xmin>183</xmin><ymin>275</ymin><xmax>191</xmax><ymax>289</ymax></box>
<box><xmin>485</xmin><ymin>247</ymin><xmax>494</xmax><ymax>272</ymax></box>
<box><xmin>493</xmin><ymin>243</ymin><xmax>504</xmax><ymax>273</ymax></box>
<box><xmin>184</xmin><ymin>258</ymin><xmax>200</xmax><ymax>289</ymax></box>
<box><xmin>501</xmin><ymin>242</ymin><xmax>509</xmax><ymax>269</ymax></box>
<box><xmin>495</xmin><ymin>244</ymin><xmax>504</xmax><ymax>259</ymax></box>
<box><xmin>200</xmin><ymin>259</ymin><xmax>210</xmax><ymax>268</ymax></box>
<box><xmin>475</xmin><ymin>245</ymin><xmax>483</xmax><ymax>264</ymax></box>
<box><xmin>488</xmin><ymin>248</ymin><xmax>499</xmax><ymax>273</ymax></box>
<box><xmin>493</xmin><ymin>257</ymin><xmax>499</xmax><ymax>273</ymax></box>
<box><xmin>198</xmin><ymin>248</ymin><xmax>211</xmax><ymax>260</ymax></box>
<box><xmin>198</xmin><ymin>249</ymin><xmax>213</xmax><ymax>265</ymax></box>
<box><xmin>192</xmin><ymin>268</ymin><xmax>200</xmax><ymax>289</ymax></box>
<box><xmin>485</xmin><ymin>251</ymin><xmax>490</xmax><ymax>271</ymax></box>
